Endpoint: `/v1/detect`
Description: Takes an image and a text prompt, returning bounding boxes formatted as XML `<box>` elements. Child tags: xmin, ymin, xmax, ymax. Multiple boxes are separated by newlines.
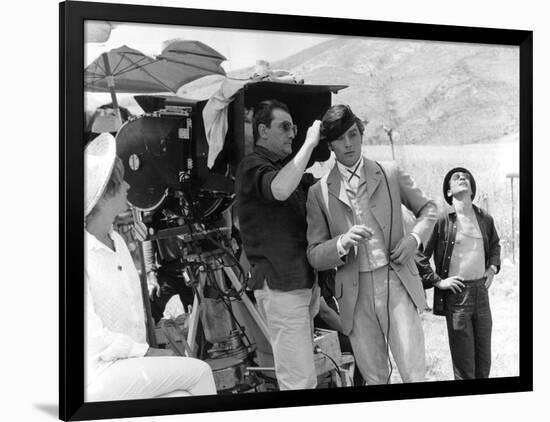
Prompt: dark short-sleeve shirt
<box><xmin>235</xmin><ymin>146</ymin><xmax>315</xmax><ymax>292</ymax></box>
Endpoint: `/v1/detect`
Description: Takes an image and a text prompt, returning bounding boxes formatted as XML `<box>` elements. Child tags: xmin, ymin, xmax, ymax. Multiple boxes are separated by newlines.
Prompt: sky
<box><xmin>84</xmin><ymin>20</ymin><xmax>334</xmax><ymax>112</ymax></box>
<box><xmin>85</xmin><ymin>21</ymin><xmax>333</xmax><ymax>72</ymax></box>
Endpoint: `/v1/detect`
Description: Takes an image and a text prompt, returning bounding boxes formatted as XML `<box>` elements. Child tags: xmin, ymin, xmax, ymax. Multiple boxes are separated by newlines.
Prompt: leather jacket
<box><xmin>417</xmin><ymin>204</ymin><xmax>501</xmax><ymax>315</ymax></box>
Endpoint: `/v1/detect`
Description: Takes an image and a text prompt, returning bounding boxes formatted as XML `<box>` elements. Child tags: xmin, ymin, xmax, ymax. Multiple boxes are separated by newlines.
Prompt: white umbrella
<box><xmin>84</xmin><ymin>41</ymin><xmax>227</xmax><ymax>121</ymax></box>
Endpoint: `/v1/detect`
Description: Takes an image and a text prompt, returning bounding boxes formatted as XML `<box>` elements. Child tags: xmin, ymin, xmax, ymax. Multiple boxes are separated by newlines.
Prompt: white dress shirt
<box><xmin>335</xmin><ymin>158</ymin><xmax>363</xmax><ymax>256</ymax></box>
<box><xmin>85</xmin><ymin>229</ymin><xmax>149</xmax><ymax>387</ymax></box>
<box><xmin>334</xmin><ymin>158</ymin><xmax>421</xmax><ymax>256</ymax></box>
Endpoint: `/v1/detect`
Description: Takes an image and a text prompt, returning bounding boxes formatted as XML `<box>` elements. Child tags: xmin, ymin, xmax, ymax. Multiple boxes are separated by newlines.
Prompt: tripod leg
<box><xmin>160</xmin><ymin>319</ymin><xmax>195</xmax><ymax>357</ymax></box>
<box><xmin>222</xmin><ymin>266</ymin><xmax>271</xmax><ymax>341</ymax></box>
<box><xmin>186</xmin><ymin>293</ymin><xmax>200</xmax><ymax>358</ymax></box>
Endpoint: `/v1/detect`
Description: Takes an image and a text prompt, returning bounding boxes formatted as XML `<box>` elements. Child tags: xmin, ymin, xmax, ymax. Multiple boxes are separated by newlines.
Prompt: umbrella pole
<box><xmin>101</xmin><ymin>52</ymin><xmax>123</xmax><ymax>124</ymax></box>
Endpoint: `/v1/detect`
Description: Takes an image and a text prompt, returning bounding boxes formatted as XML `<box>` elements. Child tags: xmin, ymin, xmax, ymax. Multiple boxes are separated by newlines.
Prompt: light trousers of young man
<box><xmin>348</xmin><ymin>266</ymin><xmax>426</xmax><ymax>385</ymax></box>
<box><xmin>254</xmin><ymin>281</ymin><xmax>320</xmax><ymax>390</ymax></box>
<box><xmin>86</xmin><ymin>356</ymin><xmax>217</xmax><ymax>401</ymax></box>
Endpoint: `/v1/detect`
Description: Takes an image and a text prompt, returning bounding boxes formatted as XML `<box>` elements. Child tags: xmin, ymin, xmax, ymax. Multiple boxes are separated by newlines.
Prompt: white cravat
<box><xmin>334</xmin><ymin>158</ymin><xmax>421</xmax><ymax>256</ymax></box>
<box><xmin>337</xmin><ymin>157</ymin><xmax>364</xmax><ymax>192</ymax></box>
<box><xmin>336</xmin><ymin>158</ymin><xmax>363</xmax><ymax>257</ymax></box>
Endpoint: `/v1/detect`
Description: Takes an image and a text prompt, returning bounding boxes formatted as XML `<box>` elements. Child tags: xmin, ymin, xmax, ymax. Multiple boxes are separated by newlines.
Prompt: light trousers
<box><xmin>86</xmin><ymin>356</ymin><xmax>216</xmax><ymax>402</ymax></box>
<box><xmin>348</xmin><ymin>267</ymin><xmax>426</xmax><ymax>385</ymax></box>
<box><xmin>254</xmin><ymin>282</ymin><xmax>320</xmax><ymax>390</ymax></box>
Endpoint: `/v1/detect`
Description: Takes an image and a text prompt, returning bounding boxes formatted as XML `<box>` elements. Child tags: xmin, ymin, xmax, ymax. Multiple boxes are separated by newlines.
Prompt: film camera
<box><xmin>115</xmin><ymin>81</ymin><xmax>347</xmax><ymax>392</ymax></box>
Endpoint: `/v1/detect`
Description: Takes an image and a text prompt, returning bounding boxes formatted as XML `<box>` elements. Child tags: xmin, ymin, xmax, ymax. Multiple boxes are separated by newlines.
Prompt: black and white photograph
<box><xmin>9</xmin><ymin>0</ymin><xmax>545</xmax><ymax>421</ymax></box>
<box><xmin>82</xmin><ymin>17</ymin><xmax>522</xmax><ymax>401</ymax></box>
<box><xmin>73</xmin><ymin>0</ymin><xmax>532</xmax><ymax>418</ymax></box>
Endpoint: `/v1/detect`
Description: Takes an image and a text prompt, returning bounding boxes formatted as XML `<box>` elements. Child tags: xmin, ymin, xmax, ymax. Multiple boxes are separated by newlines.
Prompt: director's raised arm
<box><xmin>270</xmin><ymin>121</ymin><xmax>321</xmax><ymax>201</ymax></box>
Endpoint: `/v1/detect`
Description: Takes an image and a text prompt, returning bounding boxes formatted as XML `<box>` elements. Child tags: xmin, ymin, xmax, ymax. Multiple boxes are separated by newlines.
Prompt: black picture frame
<box><xmin>60</xmin><ymin>1</ymin><xmax>533</xmax><ymax>420</ymax></box>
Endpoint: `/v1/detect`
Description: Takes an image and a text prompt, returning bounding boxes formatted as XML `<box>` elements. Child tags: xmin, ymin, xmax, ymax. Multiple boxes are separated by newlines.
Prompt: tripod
<box><xmin>136</xmin><ymin>222</ymin><xmax>350</xmax><ymax>391</ymax></box>
<box><xmin>144</xmin><ymin>224</ymin><xmax>274</xmax><ymax>392</ymax></box>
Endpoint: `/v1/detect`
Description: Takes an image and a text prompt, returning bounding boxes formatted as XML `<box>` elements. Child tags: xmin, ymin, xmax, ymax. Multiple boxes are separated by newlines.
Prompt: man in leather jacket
<box><xmin>417</xmin><ymin>167</ymin><xmax>501</xmax><ymax>380</ymax></box>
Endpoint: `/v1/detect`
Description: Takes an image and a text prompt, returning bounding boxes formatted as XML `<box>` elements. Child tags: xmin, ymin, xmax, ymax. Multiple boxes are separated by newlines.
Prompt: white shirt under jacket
<box><xmin>84</xmin><ymin>229</ymin><xmax>149</xmax><ymax>386</ymax></box>
<box><xmin>334</xmin><ymin>157</ymin><xmax>421</xmax><ymax>256</ymax></box>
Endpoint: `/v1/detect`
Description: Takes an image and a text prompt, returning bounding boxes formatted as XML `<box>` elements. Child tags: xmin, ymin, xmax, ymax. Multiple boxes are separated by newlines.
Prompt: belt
<box><xmin>462</xmin><ymin>276</ymin><xmax>487</xmax><ymax>284</ymax></box>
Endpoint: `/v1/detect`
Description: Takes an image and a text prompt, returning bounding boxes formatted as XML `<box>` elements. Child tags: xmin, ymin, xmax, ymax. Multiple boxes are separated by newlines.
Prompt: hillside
<box><xmin>271</xmin><ymin>37</ymin><xmax>519</xmax><ymax>145</ymax></box>
<box><xmin>100</xmin><ymin>37</ymin><xmax>519</xmax><ymax>146</ymax></box>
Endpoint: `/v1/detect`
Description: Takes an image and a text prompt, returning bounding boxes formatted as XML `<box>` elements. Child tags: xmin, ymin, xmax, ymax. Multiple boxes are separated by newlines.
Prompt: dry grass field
<box><xmin>163</xmin><ymin>141</ymin><xmax>521</xmax><ymax>381</ymax></box>
<box><xmin>310</xmin><ymin>140</ymin><xmax>520</xmax><ymax>257</ymax></box>
<box><xmin>309</xmin><ymin>140</ymin><xmax>520</xmax><ymax>381</ymax></box>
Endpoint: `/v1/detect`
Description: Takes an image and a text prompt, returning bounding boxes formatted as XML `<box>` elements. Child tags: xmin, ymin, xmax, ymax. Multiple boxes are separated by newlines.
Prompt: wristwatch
<box><xmin>489</xmin><ymin>264</ymin><xmax>497</xmax><ymax>273</ymax></box>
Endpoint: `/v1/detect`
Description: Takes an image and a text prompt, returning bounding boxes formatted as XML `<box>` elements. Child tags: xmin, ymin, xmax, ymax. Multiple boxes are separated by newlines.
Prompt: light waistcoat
<box><xmin>341</xmin><ymin>166</ymin><xmax>389</xmax><ymax>272</ymax></box>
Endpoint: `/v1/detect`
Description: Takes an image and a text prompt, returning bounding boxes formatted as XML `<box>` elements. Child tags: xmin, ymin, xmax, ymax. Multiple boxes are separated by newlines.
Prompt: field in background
<box><xmin>162</xmin><ymin>141</ymin><xmax>521</xmax><ymax>381</ymax></box>
<box><xmin>310</xmin><ymin>140</ymin><xmax>520</xmax><ymax>258</ymax></box>
<box><xmin>310</xmin><ymin>141</ymin><xmax>520</xmax><ymax>380</ymax></box>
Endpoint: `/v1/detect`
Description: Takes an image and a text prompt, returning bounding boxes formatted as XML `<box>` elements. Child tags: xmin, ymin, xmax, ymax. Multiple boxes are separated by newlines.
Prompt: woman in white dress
<box><xmin>84</xmin><ymin>133</ymin><xmax>216</xmax><ymax>402</ymax></box>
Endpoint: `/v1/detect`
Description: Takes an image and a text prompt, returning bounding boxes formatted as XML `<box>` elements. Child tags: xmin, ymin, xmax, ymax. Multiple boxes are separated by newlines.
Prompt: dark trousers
<box><xmin>444</xmin><ymin>278</ymin><xmax>492</xmax><ymax>380</ymax></box>
<box><xmin>150</xmin><ymin>265</ymin><xmax>195</xmax><ymax>324</ymax></box>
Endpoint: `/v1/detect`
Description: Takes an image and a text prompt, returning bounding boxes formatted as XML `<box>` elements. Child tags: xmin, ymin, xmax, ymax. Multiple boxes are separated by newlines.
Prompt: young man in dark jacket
<box><xmin>417</xmin><ymin>167</ymin><xmax>501</xmax><ymax>380</ymax></box>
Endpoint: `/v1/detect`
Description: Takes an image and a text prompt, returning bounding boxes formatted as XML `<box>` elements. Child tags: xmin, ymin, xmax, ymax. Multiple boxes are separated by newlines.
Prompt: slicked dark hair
<box><xmin>252</xmin><ymin>99</ymin><xmax>291</xmax><ymax>143</ymax></box>
<box><xmin>320</xmin><ymin>104</ymin><xmax>365</xmax><ymax>143</ymax></box>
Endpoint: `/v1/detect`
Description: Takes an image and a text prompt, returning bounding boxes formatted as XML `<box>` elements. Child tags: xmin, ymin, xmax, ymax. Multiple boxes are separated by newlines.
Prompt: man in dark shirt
<box><xmin>235</xmin><ymin>99</ymin><xmax>321</xmax><ymax>390</ymax></box>
<box><xmin>417</xmin><ymin>167</ymin><xmax>501</xmax><ymax>379</ymax></box>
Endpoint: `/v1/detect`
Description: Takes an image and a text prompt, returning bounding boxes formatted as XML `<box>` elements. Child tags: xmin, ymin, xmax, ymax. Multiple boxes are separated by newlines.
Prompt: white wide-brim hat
<box><xmin>85</xmin><ymin>133</ymin><xmax>116</xmax><ymax>216</ymax></box>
